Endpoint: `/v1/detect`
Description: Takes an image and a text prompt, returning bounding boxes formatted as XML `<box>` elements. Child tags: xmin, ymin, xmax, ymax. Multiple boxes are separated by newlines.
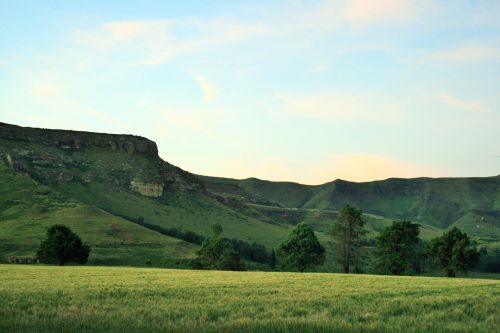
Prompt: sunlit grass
<box><xmin>0</xmin><ymin>265</ymin><xmax>498</xmax><ymax>332</ymax></box>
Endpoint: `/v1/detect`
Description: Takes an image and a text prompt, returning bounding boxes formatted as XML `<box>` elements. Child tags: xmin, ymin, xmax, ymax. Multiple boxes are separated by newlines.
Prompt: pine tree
<box><xmin>331</xmin><ymin>205</ymin><xmax>366</xmax><ymax>273</ymax></box>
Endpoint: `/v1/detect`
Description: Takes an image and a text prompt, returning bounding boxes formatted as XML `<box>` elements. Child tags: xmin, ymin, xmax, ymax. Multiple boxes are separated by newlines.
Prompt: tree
<box><xmin>277</xmin><ymin>222</ymin><xmax>325</xmax><ymax>272</ymax></box>
<box><xmin>270</xmin><ymin>249</ymin><xmax>277</xmax><ymax>270</ymax></box>
<box><xmin>374</xmin><ymin>220</ymin><xmax>421</xmax><ymax>275</ymax></box>
<box><xmin>331</xmin><ymin>205</ymin><xmax>367</xmax><ymax>273</ymax></box>
<box><xmin>426</xmin><ymin>227</ymin><xmax>480</xmax><ymax>277</ymax></box>
<box><xmin>37</xmin><ymin>225</ymin><xmax>91</xmax><ymax>266</ymax></box>
<box><xmin>479</xmin><ymin>248</ymin><xmax>500</xmax><ymax>273</ymax></box>
<box><xmin>195</xmin><ymin>223</ymin><xmax>244</xmax><ymax>271</ymax></box>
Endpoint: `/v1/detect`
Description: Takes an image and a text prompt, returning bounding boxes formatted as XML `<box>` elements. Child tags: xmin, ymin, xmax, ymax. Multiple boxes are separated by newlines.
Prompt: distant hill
<box><xmin>1</xmin><ymin>122</ymin><xmax>499</xmax><ymax>269</ymax></box>
<box><xmin>200</xmin><ymin>175</ymin><xmax>500</xmax><ymax>240</ymax></box>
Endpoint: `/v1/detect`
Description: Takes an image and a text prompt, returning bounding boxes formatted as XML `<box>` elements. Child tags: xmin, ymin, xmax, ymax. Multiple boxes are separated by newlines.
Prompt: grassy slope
<box><xmin>0</xmin><ymin>164</ymin><xmax>197</xmax><ymax>266</ymax></box>
<box><xmin>56</xmin><ymin>181</ymin><xmax>294</xmax><ymax>249</ymax></box>
<box><xmin>55</xmin><ymin>182</ymin><xmax>345</xmax><ymax>270</ymax></box>
<box><xmin>201</xmin><ymin>176</ymin><xmax>500</xmax><ymax>239</ymax></box>
<box><xmin>0</xmin><ymin>265</ymin><xmax>499</xmax><ymax>333</ymax></box>
<box><xmin>0</xmin><ymin>139</ymin><xmax>299</xmax><ymax>265</ymax></box>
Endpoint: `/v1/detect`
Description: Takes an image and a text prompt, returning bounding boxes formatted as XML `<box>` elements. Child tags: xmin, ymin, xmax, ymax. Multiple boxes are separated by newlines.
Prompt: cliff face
<box><xmin>0</xmin><ymin>122</ymin><xmax>204</xmax><ymax>196</ymax></box>
<box><xmin>0</xmin><ymin>122</ymin><xmax>158</xmax><ymax>157</ymax></box>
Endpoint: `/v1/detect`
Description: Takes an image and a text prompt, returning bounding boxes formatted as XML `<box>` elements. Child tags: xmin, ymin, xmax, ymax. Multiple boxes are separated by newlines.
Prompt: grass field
<box><xmin>0</xmin><ymin>265</ymin><xmax>499</xmax><ymax>333</ymax></box>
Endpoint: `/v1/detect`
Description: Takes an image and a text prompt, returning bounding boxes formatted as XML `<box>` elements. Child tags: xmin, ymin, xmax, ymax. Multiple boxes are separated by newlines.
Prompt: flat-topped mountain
<box><xmin>0</xmin><ymin>122</ymin><xmax>203</xmax><ymax>195</ymax></box>
<box><xmin>0</xmin><ymin>122</ymin><xmax>158</xmax><ymax>157</ymax></box>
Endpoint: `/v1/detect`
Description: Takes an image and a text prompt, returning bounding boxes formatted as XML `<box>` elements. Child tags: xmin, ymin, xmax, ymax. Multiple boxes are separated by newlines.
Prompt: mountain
<box><xmin>1</xmin><ymin>122</ymin><xmax>499</xmax><ymax>269</ymax></box>
<box><xmin>200</xmin><ymin>175</ymin><xmax>500</xmax><ymax>240</ymax></box>
<box><xmin>0</xmin><ymin>122</ymin><xmax>294</xmax><ymax>267</ymax></box>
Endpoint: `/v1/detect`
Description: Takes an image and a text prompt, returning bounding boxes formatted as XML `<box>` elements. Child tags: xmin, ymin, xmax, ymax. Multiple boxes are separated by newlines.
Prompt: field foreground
<box><xmin>0</xmin><ymin>265</ymin><xmax>499</xmax><ymax>333</ymax></box>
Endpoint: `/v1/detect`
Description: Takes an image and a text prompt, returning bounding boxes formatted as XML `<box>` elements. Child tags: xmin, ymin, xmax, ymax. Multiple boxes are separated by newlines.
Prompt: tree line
<box><xmin>35</xmin><ymin>205</ymin><xmax>493</xmax><ymax>277</ymax></box>
<box><xmin>276</xmin><ymin>205</ymin><xmax>481</xmax><ymax>277</ymax></box>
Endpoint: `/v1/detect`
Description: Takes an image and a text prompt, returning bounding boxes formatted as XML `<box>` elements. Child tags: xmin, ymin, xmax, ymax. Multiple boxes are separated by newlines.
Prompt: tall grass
<box><xmin>0</xmin><ymin>265</ymin><xmax>498</xmax><ymax>332</ymax></box>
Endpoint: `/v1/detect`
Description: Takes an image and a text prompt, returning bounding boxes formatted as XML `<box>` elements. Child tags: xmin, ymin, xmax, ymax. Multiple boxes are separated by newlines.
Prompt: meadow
<box><xmin>0</xmin><ymin>265</ymin><xmax>499</xmax><ymax>333</ymax></box>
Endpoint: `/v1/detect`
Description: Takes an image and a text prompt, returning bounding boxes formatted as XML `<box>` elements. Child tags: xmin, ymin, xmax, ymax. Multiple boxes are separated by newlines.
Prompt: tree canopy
<box><xmin>374</xmin><ymin>220</ymin><xmax>421</xmax><ymax>275</ymax></box>
<box><xmin>37</xmin><ymin>224</ymin><xmax>91</xmax><ymax>266</ymax></box>
<box><xmin>331</xmin><ymin>205</ymin><xmax>366</xmax><ymax>273</ymax></box>
<box><xmin>195</xmin><ymin>223</ymin><xmax>244</xmax><ymax>271</ymax></box>
<box><xmin>277</xmin><ymin>222</ymin><xmax>325</xmax><ymax>272</ymax></box>
<box><xmin>426</xmin><ymin>227</ymin><xmax>480</xmax><ymax>277</ymax></box>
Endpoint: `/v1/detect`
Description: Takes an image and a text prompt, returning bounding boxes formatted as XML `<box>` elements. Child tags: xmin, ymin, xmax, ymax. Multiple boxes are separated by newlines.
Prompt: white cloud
<box><xmin>438</xmin><ymin>93</ymin><xmax>490</xmax><ymax>114</ymax></box>
<box><xmin>191</xmin><ymin>73</ymin><xmax>217</xmax><ymax>102</ymax></box>
<box><xmin>67</xmin><ymin>18</ymin><xmax>266</xmax><ymax>67</ymax></box>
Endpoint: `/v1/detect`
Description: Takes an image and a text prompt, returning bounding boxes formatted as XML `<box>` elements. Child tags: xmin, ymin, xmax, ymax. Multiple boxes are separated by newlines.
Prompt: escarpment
<box><xmin>0</xmin><ymin>122</ymin><xmax>158</xmax><ymax>157</ymax></box>
<box><xmin>0</xmin><ymin>122</ymin><xmax>205</xmax><ymax>196</ymax></box>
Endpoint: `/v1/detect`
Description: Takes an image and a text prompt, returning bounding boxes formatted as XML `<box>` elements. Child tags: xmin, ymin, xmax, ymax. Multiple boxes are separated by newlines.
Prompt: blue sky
<box><xmin>1</xmin><ymin>0</ymin><xmax>499</xmax><ymax>184</ymax></box>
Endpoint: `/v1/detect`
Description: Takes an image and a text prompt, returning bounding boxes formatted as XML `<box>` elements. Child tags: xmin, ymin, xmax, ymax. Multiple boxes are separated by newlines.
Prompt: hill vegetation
<box><xmin>1</xmin><ymin>122</ymin><xmax>499</xmax><ymax>272</ymax></box>
<box><xmin>200</xmin><ymin>175</ymin><xmax>500</xmax><ymax>239</ymax></box>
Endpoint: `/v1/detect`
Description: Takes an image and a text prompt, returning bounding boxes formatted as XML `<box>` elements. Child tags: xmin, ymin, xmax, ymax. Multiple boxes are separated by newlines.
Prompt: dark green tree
<box><xmin>277</xmin><ymin>222</ymin><xmax>325</xmax><ymax>272</ymax></box>
<box><xmin>426</xmin><ymin>227</ymin><xmax>480</xmax><ymax>277</ymax></box>
<box><xmin>479</xmin><ymin>248</ymin><xmax>500</xmax><ymax>273</ymax></box>
<box><xmin>37</xmin><ymin>225</ymin><xmax>91</xmax><ymax>266</ymax></box>
<box><xmin>374</xmin><ymin>220</ymin><xmax>421</xmax><ymax>275</ymax></box>
<box><xmin>270</xmin><ymin>249</ymin><xmax>276</xmax><ymax>270</ymax></box>
<box><xmin>196</xmin><ymin>223</ymin><xmax>244</xmax><ymax>271</ymax></box>
<box><xmin>331</xmin><ymin>205</ymin><xmax>367</xmax><ymax>273</ymax></box>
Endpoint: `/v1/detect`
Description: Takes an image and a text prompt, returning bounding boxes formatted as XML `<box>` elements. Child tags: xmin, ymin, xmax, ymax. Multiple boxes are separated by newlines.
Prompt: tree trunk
<box><xmin>343</xmin><ymin>264</ymin><xmax>349</xmax><ymax>274</ymax></box>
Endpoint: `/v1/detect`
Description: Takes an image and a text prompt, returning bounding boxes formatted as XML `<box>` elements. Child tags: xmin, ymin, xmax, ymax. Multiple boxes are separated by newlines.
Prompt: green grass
<box><xmin>55</xmin><ymin>181</ymin><xmax>294</xmax><ymax>249</ymax></box>
<box><xmin>0</xmin><ymin>164</ymin><xmax>196</xmax><ymax>265</ymax></box>
<box><xmin>0</xmin><ymin>265</ymin><xmax>499</xmax><ymax>333</ymax></box>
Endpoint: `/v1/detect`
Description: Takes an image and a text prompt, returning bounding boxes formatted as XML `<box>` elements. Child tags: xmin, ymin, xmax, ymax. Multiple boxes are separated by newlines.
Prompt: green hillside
<box><xmin>1</xmin><ymin>121</ymin><xmax>499</xmax><ymax>269</ymax></box>
<box><xmin>200</xmin><ymin>175</ymin><xmax>500</xmax><ymax>239</ymax></box>
<box><xmin>0</xmin><ymin>122</ymin><xmax>297</xmax><ymax>267</ymax></box>
<box><xmin>0</xmin><ymin>163</ymin><xmax>197</xmax><ymax>266</ymax></box>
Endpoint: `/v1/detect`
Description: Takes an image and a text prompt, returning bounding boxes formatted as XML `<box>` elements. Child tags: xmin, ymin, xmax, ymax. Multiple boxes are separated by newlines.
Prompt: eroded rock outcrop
<box><xmin>130</xmin><ymin>180</ymin><xmax>164</xmax><ymax>197</ymax></box>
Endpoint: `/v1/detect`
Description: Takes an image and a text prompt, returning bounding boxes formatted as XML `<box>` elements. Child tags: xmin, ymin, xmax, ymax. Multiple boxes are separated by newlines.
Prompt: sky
<box><xmin>1</xmin><ymin>0</ymin><xmax>499</xmax><ymax>184</ymax></box>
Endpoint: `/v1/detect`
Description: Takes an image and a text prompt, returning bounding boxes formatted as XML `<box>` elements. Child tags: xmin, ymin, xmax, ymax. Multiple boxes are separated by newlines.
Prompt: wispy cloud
<box><xmin>343</xmin><ymin>0</ymin><xmax>433</xmax><ymax>29</ymax></box>
<box><xmin>191</xmin><ymin>73</ymin><xmax>217</xmax><ymax>103</ymax></box>
<box><xmin>432</xmin><ymin>45</ymin><xmax>500</xmax><ymax>62</ymax></box>
<box><xmin>67</xmin><ymin>18</ymin><xmax>266</xmax><ymax>67</ymax></box>
<box><xmin>438</xmin><ymin>93</ymin><xmax>490</xmax><ymax>114</ymax></box>
<box><xmin>275</xmin><ymin>91</ymin><xmax>400</xmax><ymax>123</ymax></box>
<box><xmin>31</xmin><ymin>81</ymin><xmax>60</xmax><ymax>97</ymax></box>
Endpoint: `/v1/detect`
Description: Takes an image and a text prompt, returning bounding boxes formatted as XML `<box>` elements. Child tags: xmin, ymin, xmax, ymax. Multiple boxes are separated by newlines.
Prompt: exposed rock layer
<box><xmin>0</xmin><ymin>122</ymin><xmax>158</xmax><ymax>157</ymax></box>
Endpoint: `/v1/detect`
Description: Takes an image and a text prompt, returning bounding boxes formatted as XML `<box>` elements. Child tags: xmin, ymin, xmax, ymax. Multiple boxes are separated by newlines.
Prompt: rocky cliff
<box><xmin>0</xmin><ymin>122</ymin><xmax>158</xmax><ymax>157</ymax></box>
<box><xmin>0</xmin><ymin>122</ymin><xmax>204</xmax><ymax>197</ymax></box>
